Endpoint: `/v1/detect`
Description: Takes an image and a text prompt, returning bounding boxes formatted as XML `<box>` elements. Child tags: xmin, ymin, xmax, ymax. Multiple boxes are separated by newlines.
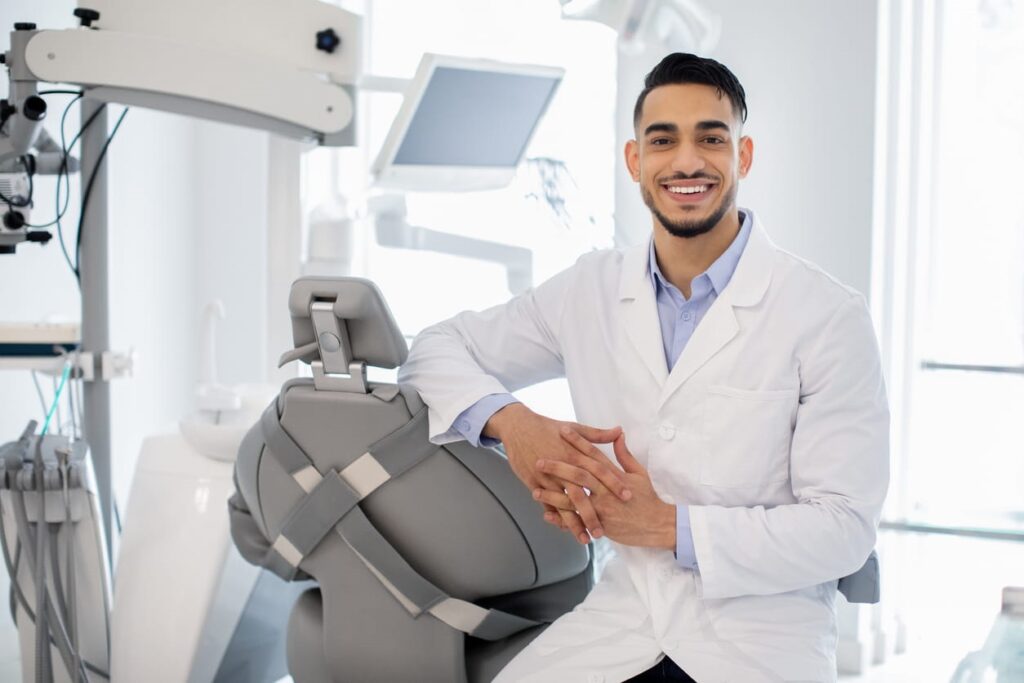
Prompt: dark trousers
<box><xmin>624</xmin><ymin>657</ymin><xmax>698</xmax><ymax>682</ymax></box>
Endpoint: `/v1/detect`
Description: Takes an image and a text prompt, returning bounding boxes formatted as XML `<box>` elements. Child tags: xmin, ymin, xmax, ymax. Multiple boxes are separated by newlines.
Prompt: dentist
<box><xmin>398</xmin><ymin>53</ymin><xmax>889</xmax><ymax>683</ymax></box>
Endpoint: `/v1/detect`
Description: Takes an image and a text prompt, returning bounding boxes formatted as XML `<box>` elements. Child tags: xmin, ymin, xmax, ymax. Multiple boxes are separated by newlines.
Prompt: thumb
<box><xmin>613</xmin><ymin>433</ymin><xmax>643</xmax><ymax>474</ymax></box>
<box><xmin>572</xmin><ymin>423</ymin><xmax>622</xmax><ymax>443</ymax></box>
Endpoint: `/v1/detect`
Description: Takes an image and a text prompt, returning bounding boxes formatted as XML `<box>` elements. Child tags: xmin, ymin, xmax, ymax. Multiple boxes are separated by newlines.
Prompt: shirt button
<box><xmin>681</xmin><ymin>311</ymin><xmax>693</xmax><ymax>322</ymax></box>
<box><xmin>659</xmin><ymin>423</ymin><xmax>675</xmax><ymax>440</ymax></box>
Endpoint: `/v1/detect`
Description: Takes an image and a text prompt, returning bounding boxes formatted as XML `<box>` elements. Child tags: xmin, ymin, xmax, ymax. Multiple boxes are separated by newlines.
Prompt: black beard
<box><xmin>641</xmin><ymin>181</ymin><xmax>736</xmax><ymax>239</ymax></box>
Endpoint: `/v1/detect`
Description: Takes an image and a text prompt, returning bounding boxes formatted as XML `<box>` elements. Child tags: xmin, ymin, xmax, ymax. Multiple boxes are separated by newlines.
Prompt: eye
<box><xmin>702</xmin><ymin>136</ymin><xmax>726</xmax><ymax>144</ymax></box>
<box><xmin>649</xmin><ymin>137</ymin><xmax>673</xmax><ymax>146</ymax></box>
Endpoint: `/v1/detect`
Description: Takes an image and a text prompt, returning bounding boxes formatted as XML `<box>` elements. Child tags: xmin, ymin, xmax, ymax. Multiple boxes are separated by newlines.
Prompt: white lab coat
<box><xmin>398</xmin><ymin>212</ymin><xmax>889</xmax><ymax>683</ymax></box>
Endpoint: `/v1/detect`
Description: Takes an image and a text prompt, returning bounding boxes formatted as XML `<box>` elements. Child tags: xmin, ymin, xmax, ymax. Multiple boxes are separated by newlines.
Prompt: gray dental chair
<box><xmin>228</xmin><ymin>277</ymin><xmax>593</xmax><ymax>682</ymax></box>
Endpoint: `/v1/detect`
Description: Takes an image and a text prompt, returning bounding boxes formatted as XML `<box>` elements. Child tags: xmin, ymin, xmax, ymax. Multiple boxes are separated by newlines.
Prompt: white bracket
<box><xmin>0</xmin><ymin>350</ymin><xmax>136</xmax><ymax>381</ymax></box>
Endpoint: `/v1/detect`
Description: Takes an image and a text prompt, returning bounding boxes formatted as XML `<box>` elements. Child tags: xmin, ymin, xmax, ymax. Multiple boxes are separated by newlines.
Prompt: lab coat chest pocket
<box><xmin>699</xmin><ymin>386</ymin><xmax>798</xmax><ymax>488</ymax></box>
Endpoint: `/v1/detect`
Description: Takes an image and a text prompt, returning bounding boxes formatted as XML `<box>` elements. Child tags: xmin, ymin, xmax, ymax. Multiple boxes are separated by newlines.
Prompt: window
<box><xmin>889</xmin><ymin>0</ymin><xmax>1024</xmax><ymax>531</ymax></box>
<box><xmin>872</xmin><ymin>0</ymin><xmax>1024</xmax><ymax>675</ymax></box>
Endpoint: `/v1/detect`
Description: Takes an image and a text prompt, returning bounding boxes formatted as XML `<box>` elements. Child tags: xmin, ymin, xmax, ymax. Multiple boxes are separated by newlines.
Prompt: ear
<box><xmin>738</xmin><ymin>135</ymin><xmax>754</xmax><ymax>178</ymax></box>
<box><xmin>624</xmin><ymin>139</ymin><xmax>641</xmax><ymax>182</ymax></box>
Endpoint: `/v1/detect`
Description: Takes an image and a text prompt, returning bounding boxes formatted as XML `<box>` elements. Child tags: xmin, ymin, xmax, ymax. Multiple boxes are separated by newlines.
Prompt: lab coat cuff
<box><xmin>426</xmin><ymin>383</ymin><xmax>515</xmax><ymax>444</ymax></box>
<box><xmin>451</xmin><ymin>393</ymin><xmax>520</xmax><ymax>447</ymax></box>
<box><xmin>688</xmin><ymin>505</ymin><xmax>720</xmax><ymax>597</ymax></box>
<box><xmin>674</xmin><ymin>505</ymin><xmax>698</xmax><ymax>570</ymax></box>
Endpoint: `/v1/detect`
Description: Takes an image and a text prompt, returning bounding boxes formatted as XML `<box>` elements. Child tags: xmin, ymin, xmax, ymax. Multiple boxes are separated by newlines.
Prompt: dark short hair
<box><xmin>633</xmin><ymin>53</ymin><xmax>747</xmax><ymax>128</ymax></box>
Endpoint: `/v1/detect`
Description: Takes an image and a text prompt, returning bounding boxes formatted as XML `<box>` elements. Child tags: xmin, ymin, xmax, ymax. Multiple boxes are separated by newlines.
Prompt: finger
<box><xmin>570</xmin><ymin>423</ymin><xmax>622</xmax><ymax>444</ymax></box>
<box><xmin>613</xmin><ymin>433</ymin><xmax>644</xmax><ymax>474</ymax></box>
<box><xmin>560</xmin><ymin>509</ymin><xmax>589</xmax><ymax>544</ymax></box>
<box><xmin>536</xmin><ymin>459</ymin><xmax>600</xmax><ymax>492</ymax></box>
<box><xmin>565</xmin><ymin>485</ymin><xmax>604</xmax><ymax>540</ymax></box>
<box><xmin>535</xmin><ymin>471</ymin><xmax>570</xmax><ymax>494</ymax></box>
<box><xmin>542</xmin><ymin>509</ymin><xmax>570</xmax><ymax>529</ymax></box>
<box><xmin>533</xmin><ymin>488</ymin><xmax>575</xmax><ymax>511</ymax></box>
<box><xmin>521</xmin><ymin>473</ymin><xmax>560</xmax><ymax>516</ymax></box>
<box><xmin>537</xmin><ymin>501</ymin><xmax>558</xmax><ymax>516</ymax></box>
<box><xmin>559</xmin><ymin>429</ymin><xmax>633</xmax><ymax>501</ymax></box>
<box><xmin>542</xmin><ymin>511</ymin><xmax>563</xmax><ymax>528</ymax></box>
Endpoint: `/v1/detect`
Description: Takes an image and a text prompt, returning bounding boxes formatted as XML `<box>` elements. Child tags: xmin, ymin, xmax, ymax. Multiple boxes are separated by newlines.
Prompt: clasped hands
<box><xmin>485</xmin><ymin>404</ymin><xmax>676</xmax><ymax>551</ymax></box>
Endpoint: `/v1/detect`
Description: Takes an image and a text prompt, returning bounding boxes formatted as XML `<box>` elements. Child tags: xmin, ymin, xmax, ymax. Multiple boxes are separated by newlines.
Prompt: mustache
<box><xmin>658</xmin><ymin>172</ymin><xmax>719</xmax><ymax>183</ymax></box>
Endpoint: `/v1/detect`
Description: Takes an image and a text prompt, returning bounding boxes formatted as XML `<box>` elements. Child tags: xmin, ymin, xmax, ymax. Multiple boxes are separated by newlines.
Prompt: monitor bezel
<box><xmin>371</xmin><ymin>53</ymin><xmax>565</xmax><ymax>192</ymax></box>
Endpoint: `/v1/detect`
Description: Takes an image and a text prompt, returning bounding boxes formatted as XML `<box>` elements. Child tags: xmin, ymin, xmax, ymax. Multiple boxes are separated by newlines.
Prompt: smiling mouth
<box><xmin>661</xmin><ymin>182</ymin><xmax>717</xmax><ymax>204</ymax></box>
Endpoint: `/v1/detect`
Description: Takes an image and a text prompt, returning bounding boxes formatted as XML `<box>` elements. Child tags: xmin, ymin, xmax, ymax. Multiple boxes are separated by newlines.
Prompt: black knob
<box><xmin>27</xmin><ymin>230</ymin><xmax>53</xmax><ymax>244</ymax></box>
<box><xmin>22</xmin><ymin>95</ymin><xmax>46</xmax><ymax>122</ymax></box>
<box><xmin>3</xmin><ymin>210</ymin><xmax>26</xmax><ymax>230</ymax></box>
<box><xmin>14</xmin><ymin>23</ymin><xmax>37</xmax><ymax>31</ymax></box>
<box><xmin>73</xmin><ymin>8</ymin><xmax>101</xmax><ymax>27</ymax></box>
<box><xmin>316</xmin><ymin>28</ymin><xmax>341</xmax><ymax>54</ymax></box>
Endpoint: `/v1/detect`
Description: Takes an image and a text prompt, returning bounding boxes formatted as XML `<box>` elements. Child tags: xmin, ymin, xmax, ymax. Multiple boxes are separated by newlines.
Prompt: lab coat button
<box><xmin>658</xmin><ymin>424</ymin><xmax>675</xmax><ymax>440</ymax></box>
<box><xmin>664</xmin><ymin>639</ymin><xmax>679</xmax><ymax>651</ymax></box>
<box><xmin>588</xmin><ymin>674</ymin><xmax>604</xmax><ymax>683</ymax></box>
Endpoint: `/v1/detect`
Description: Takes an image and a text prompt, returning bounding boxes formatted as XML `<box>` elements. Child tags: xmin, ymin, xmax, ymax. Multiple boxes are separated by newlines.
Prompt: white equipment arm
<box><xmin>4</xmin><ymin>0</ymin><xmax>362</xmax><ymax>157</ymax></box>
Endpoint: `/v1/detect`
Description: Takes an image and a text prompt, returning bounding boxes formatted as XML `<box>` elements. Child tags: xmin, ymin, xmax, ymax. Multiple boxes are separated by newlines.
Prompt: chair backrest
<box><xmin>229</xmin><ymin>276</ymin><xmax>592</xmax><ymax>681</ymax></box>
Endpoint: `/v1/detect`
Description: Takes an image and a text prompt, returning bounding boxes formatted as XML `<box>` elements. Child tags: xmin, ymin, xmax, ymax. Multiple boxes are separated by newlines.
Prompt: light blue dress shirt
<box><xmin>452</xmin><ymin>210</ymin><xmax>753</xmax><ymax>571</ymax></box>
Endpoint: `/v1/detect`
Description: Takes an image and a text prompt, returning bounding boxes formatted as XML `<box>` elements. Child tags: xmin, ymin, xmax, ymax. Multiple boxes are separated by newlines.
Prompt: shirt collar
<box><xmin>648</xmin><ymin>209</ymin><xmax>753</xmax><ymax>298</ymax></box>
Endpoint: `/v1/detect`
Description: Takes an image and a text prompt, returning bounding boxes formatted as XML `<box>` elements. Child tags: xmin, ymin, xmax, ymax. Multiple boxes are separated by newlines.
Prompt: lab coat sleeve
<box><xmin>453</xmin><ymin>393</ymin><xmax>521</xmax><ymax>447</ymax></box>
<box><xmin>689</xmin><ymin>294</ymin><xmax>890</xmax><ymax>599</ymax></box>
<box><xmin>397</xmin><ymin>263</ymin><xmax>578</xmax><ymax>444</ymax></box>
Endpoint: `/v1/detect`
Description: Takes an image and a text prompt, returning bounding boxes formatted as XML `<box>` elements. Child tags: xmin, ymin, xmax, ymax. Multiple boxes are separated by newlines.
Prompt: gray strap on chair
<box><xmin>260</xmin><ymin>404</ymin><xmax>435</xmax><ymax>577</ymax></box>
<box><xmin>261</xmin><ymin>402</ymin><xmax>542</xmax><ymax>640</ymax></box>
<box><xmin>265</xmin><ymin>472</ymin><xmax>362</xmax><ymax>580</ymax></box>
<box><xmin>337</xmin><ymin>507</ymin><xmax>540</xmax><ymax>641</ymax></box>
<box><xmin>261</xmin><ymin>403</ymin><xmax>324</xmax><ymax>494</ymax></box>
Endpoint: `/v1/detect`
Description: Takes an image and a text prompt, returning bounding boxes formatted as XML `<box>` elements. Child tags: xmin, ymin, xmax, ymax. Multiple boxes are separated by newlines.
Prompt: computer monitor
<box><xmin>371</xmin><ymin>54</ymin><xmax>564</xmax><ymax>192</ymax></box>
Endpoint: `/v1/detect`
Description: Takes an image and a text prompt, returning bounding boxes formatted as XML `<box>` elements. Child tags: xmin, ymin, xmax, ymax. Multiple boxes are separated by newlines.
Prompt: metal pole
<box><xmin>79</xmin><ymin>98</ymin><xmax>113</xmax><ymax>566</ymax></box>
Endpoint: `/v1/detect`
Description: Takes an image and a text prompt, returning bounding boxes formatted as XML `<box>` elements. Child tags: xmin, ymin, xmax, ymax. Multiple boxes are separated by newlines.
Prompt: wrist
<box><xmin>660</xmin><ymin>503</ymin><xmax>677</xmax><ymax>551</ymax></box>
<box><xmin>483</xmin><ymin>401</ymin><xmax>529</xmax><ymax>441</ymax></box>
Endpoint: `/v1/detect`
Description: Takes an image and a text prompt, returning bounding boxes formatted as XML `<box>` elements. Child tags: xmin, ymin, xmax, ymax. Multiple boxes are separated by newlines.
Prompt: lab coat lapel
<box><xmin>618</xmin><ymin>244</ymin><xmax>669</xmax><ymax>388</ymax></box>
<box><xmin>658</xmin><ymin>217</ymin><xmax>775</xmax><ymax>408</ymax></box>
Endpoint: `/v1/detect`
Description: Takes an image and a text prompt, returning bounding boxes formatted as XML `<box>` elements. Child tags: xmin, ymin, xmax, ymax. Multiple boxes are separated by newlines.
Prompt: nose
<box><xmin>670</xmin><ymin>140</ymin><xmax>706</xmax><ymax>176</ymax></box>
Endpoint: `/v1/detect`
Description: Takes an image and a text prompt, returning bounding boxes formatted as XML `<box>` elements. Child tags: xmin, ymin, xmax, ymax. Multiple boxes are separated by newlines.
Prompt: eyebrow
<box><xmin>696</xmin><ymin>119</ymin><xmax>730</xmax><ymax>132</ymax></box>
<box><xmin>644</xmin><ymin>122</ymin><xmax>678</xmax><ymax>136</ymax></box>
<box><xmin>643</xmin><ymin>120</ymin><xmax>731</xmax><ymax>136</ymax></box>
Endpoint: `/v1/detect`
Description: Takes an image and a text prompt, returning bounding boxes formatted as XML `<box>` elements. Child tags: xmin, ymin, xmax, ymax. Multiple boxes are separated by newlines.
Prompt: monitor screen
<box><xmin>373</xmin><ymin>55</ymin><xmax>564</xmax><ymax>192</ymax></box>
<box><xmin>392</xmin><ymin>67</ymin><xmax>561</xmax><ymax>168</ymax></box>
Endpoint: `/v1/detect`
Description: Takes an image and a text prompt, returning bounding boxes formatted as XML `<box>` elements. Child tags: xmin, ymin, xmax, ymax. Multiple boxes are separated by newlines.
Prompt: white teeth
<box><xmin>667</xmin><ymin>185</ymin><xmax>709</xmax><ymax>194</ymax></box>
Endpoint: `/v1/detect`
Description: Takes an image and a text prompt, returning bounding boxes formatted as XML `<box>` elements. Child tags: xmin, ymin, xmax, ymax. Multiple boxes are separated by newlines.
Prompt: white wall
<box><xmin>106</xmin><ymin>118</ymin><xmax>274</xmax><ymax>506</ymax></box>
<box><xmin>106</xmin><ymin>109</ymin><xmax>202</xmax><ymax>503</ymax></box>
<box><xmin>615</xmin><ymin>0</ymin><xmax>879</xmax><ymax>298</ymax></box>
<box><xmin>192</xmin><ymin>120</ymin><xmax>271</xmax><ymax>387</ymax></box>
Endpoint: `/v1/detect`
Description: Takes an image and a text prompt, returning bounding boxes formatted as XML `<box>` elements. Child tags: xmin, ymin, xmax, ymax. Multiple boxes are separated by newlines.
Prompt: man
<box><xmin>398</xmin><ymin>53</ymin><xmax>889</xmax><ymax>683</ymax></box>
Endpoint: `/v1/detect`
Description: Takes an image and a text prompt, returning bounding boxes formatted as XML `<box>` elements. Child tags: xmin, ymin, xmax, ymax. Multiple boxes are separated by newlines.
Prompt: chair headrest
<box><xmin>287</xmin><ymin>277</ymin><xmax>408</xmax><ymax>369</ymax></box>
